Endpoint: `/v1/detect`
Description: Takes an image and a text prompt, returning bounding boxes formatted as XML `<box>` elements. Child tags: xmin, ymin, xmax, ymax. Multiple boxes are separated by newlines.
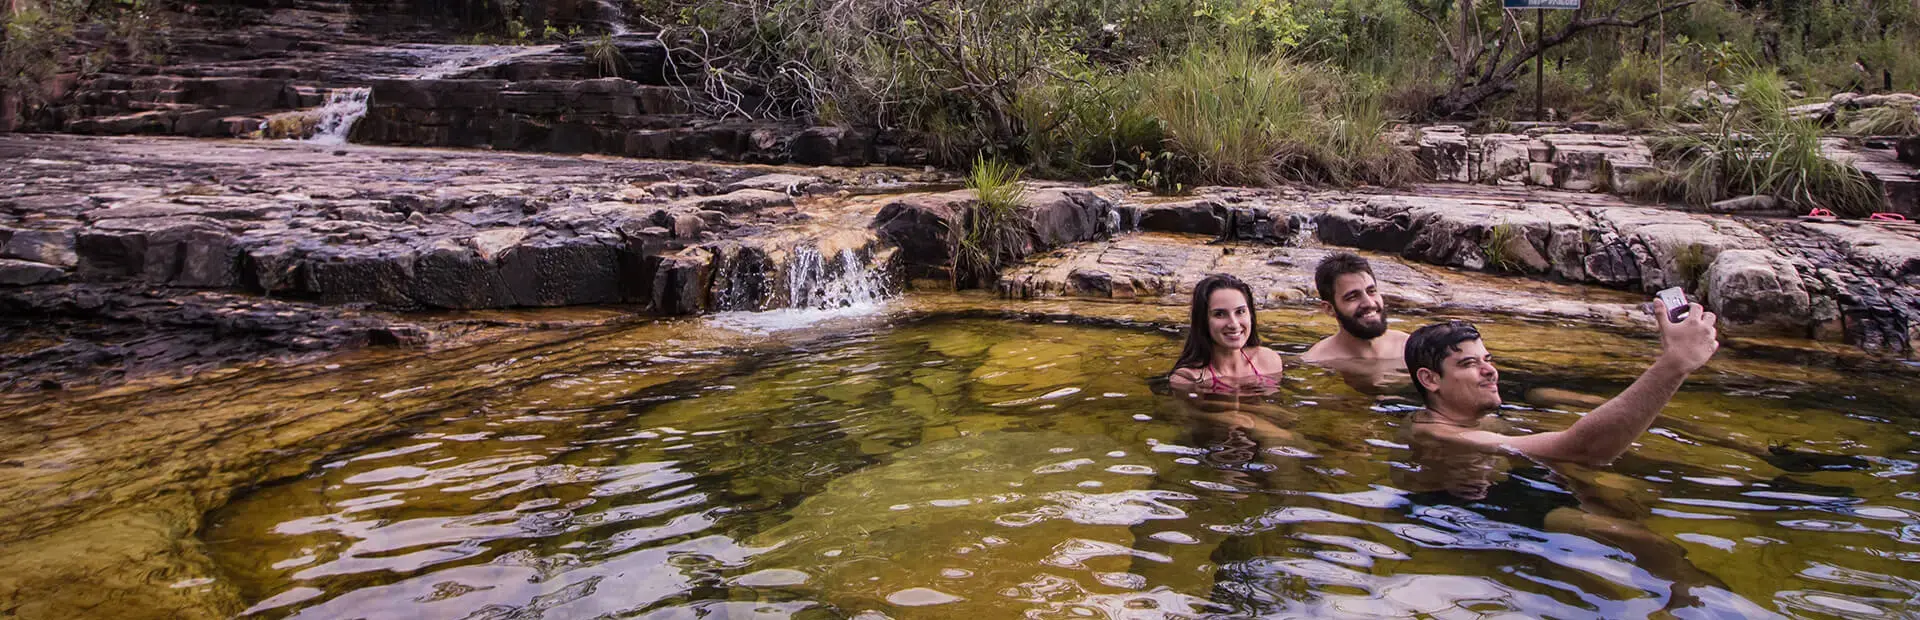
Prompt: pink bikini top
<box><xmin>1207</xmin><ymin>349</ymin><xmax>1269</xmax><ymax>391</ymax></box>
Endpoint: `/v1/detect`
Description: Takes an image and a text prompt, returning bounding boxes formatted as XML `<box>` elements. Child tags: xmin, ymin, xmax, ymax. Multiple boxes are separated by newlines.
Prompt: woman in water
<box><xmin>1168</xmin><ymin>274</ymin><xmax>1285</xmax><ymax>393</ymax></box>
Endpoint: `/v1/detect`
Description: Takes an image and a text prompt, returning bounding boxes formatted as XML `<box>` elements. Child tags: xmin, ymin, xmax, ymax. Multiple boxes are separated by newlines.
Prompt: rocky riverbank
<box><xmin>3</xmin><ymin>134</ymin><xmax>1916</xmax><ymax>394</ymax></box>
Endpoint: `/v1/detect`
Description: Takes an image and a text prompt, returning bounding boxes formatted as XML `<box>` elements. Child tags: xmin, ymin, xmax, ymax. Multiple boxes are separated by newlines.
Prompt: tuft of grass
<box><xmin>1480</xmin><ymin>223</ymin><xmax>1526</xmax><ymax>273</ymax></box>
<box><xmin>585</xmin><ymin>34</ymin><xmax>623</xmax><ymax>77</ymax></box>
<box><xmin>1672</xmin><ymin>244</ymin><xmax>1710</xmax><ymax>290</ymax></box>
<box><xmin>1653</xmin><ymin>70</ymin><xmax>1881</xmax><ymax>217</ymax></box>
<box><xmin>1845</xmin><ymin>105</ymin><xmax>1920</xmax><ymax>137</ymax></box>
<box><xmin>1128</xmin><ymin>40</ymin><xmax>1415</xmax><ymax>188</ymax></box>
<box><xmin>953</xmin><ymin>154</ymin><xmax>1030</xmax><ymax>288</ymax></box>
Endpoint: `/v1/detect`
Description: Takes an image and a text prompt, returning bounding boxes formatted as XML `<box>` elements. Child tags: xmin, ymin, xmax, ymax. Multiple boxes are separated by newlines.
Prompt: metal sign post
<box><xmin>1503</xmin><ymin>0</ymin><xmax>1581</xmax><ymax>121</ymax></box>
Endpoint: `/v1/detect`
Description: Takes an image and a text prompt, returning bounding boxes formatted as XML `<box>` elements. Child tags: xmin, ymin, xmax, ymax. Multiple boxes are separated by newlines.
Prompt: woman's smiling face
<box><xmin>1207</xmin><ymin>288</ymin><xmax>1253</xmax><ymax>351</ymax></box>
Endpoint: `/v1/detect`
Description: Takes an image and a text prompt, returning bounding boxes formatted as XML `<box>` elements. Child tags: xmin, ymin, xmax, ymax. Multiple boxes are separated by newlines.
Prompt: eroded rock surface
<box><xmin>1</xmin><ymin>135</ymin><xmax>941</xmax><ymax>313</ymax></box>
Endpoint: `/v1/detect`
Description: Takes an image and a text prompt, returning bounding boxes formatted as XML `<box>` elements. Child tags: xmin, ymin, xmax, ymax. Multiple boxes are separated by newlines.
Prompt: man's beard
<box><xmin>1335</xmin><ymin>306</ymin><xmax>1389</xmax><ymax>340</ymax></box>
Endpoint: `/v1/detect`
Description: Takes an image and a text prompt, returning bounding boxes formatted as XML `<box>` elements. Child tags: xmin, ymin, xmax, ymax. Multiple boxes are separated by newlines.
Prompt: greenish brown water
<box><xmin>185</xmin><ymin>314</ymin><xmax>1919</xmax><ymax>619</ymax></box>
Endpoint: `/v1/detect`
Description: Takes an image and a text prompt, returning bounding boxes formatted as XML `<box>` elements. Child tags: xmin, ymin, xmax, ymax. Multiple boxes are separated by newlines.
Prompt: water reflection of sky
<box><xmin>205</xmin><ymin>318</ymin><xmax>1920</xmax><ymax>619</ymax></box>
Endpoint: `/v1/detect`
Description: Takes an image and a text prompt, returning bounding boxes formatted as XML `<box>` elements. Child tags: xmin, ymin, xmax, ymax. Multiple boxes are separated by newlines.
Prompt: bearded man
<box><xmin>1302</xmin><ymin>252</ymin><xmax>1409</xmax><ymax>364</ymax></box>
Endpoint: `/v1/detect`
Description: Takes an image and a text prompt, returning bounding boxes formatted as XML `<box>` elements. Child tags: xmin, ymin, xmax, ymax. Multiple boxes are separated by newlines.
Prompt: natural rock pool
<box><xmin>13</xmin><ymin>301</ymin><xmax>1907</xmax><ymax>618</ymax></box>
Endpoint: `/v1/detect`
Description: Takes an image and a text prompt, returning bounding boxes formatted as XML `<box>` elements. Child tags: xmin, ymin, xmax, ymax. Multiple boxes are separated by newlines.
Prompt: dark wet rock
<box><xmin>872</xmin><ymin>191</ymin><xmax>973</xmax><ymax>275</ymax></box>
<box><xmin>0</xmin><ymin>259</ymin><xmax>66</xmax><ymax>285</ymax></box>
<box><xmin>304</xmin><ymin>245</ymin><xmax>416</xmax><ymax>306</ymax></box>
<box><xmin>650</xmin><ymin>251</ymin><xmax>711</xmax><ymax>315</ymax></box>
<box><xmin>0</xmin><ymin>228</ymin><xmax>78</xmax><ymax>268</ymax></box>
<box><xmin>497</xmin><ymin>235</ymin><xmax>624</xmax><ymax>307</ymax></box>
<box><xmin>1137</xmin><ymin>199</ymin><xmax>1228</xmax><ymax>237</ymax></box>
<box><xmin>1022</xmin><ymin>188</ymin><xmax>1111</xmax><ymax>250</ymax></box>
<box><xmin>1314</xmin><ymin>201</ymin><xmax>1411</xmax><ymax>253</ymax></box>
<box><xmin>410</xmin><ymin>241</ymin><xmax>512</xmax><ymax>309</ymax></box>
<box><xmin>0</xmin><ymin>283</ymin><xmax>443</xmax><ymax>389</ymax></box>
<box><xmin>1900</xmin><ymin>137</ymin><xmax>1920</xmax><ymax>166</ymax></box>
<box><xmin>1000</xmin><ymin>233</ymin><xmax>1647</xmax><ymax>323</ymax></box>
<box><xmin>790</xmin><ymin>126</ymin><xmax>874</xmax><ymax>166</ymax></box>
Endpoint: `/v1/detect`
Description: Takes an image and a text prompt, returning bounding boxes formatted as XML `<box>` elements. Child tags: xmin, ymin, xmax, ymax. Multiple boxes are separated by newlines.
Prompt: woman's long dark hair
<box><xmin>1173</xmin><ymin>274</ymin><xmax>1260</xmax><ymax>372</ymax></box>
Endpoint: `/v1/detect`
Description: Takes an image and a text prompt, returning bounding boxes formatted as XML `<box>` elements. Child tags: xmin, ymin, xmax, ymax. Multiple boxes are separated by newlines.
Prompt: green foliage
<box><xmin>3</xmin><ymin>0</ymin><xmax>163</xmax><ymax>106</ymax></box>
<box><xmin>954</xmin><ymin>155</ymin><xmax>1032</xmax><ymax>288</ymax></box>
<box><xmin>1653</xmin><ymin>69</ymin><xmax>1883</xmax><ymax>217</ymax></box>
<box><xmin>1124</xmin><ymin>40</ymin><xmax>1414</xmax><ymax>187</ymax></box>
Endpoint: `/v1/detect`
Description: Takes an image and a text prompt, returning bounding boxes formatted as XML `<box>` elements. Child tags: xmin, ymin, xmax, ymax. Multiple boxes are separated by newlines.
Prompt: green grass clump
<box><xmin>1480</xmin><ymin>223</ymin><xmax>1526</xmax><ymax>273</ymax></box>
<box><xmin>1127</xmin><ymin>40</ymin><xmax>1415</xmax><ymax>188</ymax></box>
<box><xmin>1845</xmin><ymin>105</ymin><xmax>1920</xmax><ymax>137</ymax></box>
<box><xmin>1653</xmin><ymin>70</ymin><xmax>1881</xmax><ymax>217</ymax></box>
<box><xmin>953</xmin><ymin>154</ymin><xmax>1030</xmax><ymax>288</ymax></box>
<box><xmin>585</xmin><ymin>34</ymin><xmax>623</xmax><ymax>77</ymax></box>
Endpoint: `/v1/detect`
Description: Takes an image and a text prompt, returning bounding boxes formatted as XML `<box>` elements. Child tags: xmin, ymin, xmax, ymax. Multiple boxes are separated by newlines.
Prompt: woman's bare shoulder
<box><xmin>1252</xmin><ymin>346</ymin><xmax>1287</xmax><ymax>371</ymax></box>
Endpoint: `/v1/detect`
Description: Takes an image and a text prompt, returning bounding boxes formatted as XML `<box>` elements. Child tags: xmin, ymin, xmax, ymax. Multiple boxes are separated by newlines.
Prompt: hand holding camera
<box><xmin>1652</xmin><ymin>288</ymin><xmax>1719</xmax><ymax>375</ymax></box>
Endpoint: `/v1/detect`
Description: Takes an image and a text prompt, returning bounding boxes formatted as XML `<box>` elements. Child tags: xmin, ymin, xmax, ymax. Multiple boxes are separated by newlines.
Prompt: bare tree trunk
<box><xmin>1458</xmin><ymin>0</ymin><xmax>1475</xmax><ymax>68</ymax></box>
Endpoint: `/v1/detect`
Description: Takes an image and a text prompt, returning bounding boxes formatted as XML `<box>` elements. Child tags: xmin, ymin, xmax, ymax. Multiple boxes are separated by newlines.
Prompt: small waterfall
<box><xmin>304</xmin><ymin>88</ymin><xmax>370</xmax><ymax>145</ymax></box>
<box><xmin>708</xmin><ymin>245</ymin><xmax>894</xmax><ymax>333</ymax></box>
<box><xmin>786</xmin><ymin>246</ymin><xmax>888</xmax><ymax>311</ymax></box>
<box><xmin>594</xmin><ymin>0</ymin><xmax>631</xmax><ymax>35</ymax></box>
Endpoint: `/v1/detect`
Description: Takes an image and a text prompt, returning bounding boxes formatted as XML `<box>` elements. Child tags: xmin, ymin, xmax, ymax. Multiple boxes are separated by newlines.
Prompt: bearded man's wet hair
<box><xmin>1314</xmin><ymin>252</ymin><xmax>1375</xmax><ymax>303</ymax></box>
<box><xmin>1404</xmin><ymin>320</ymin><xmax>1483</xmax><ymax>403</ymax></box>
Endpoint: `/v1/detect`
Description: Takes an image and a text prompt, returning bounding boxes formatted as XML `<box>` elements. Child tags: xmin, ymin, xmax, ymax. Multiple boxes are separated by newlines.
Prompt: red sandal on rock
<box><xmin>1868</xmin><ymin>212</ymin><xmax>1908</xmax><ymax>221</ymax></box>
<box><xmin>1806</xmin><ymin>208</ymin><xmax>1835</xmax><ymax>218</ymax></box>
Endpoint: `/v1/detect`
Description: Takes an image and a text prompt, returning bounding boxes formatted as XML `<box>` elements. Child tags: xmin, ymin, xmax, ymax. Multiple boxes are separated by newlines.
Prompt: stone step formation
<box><xmin>0</xmin><ymin>1</ymin><xmax>1917</xmax><ymax>390</ymax></box>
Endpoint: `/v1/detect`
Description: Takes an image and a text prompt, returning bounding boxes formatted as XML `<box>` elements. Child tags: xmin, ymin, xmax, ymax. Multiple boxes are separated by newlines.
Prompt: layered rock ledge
<box><xmin>5</xmin><ymin>135</ymin><xmax>1916</xmax><ymax>378</ymax></box>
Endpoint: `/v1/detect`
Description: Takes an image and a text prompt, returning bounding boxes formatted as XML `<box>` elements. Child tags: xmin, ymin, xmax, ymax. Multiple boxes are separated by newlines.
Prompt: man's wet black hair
<box><xmin>1314</xmin><ymin>252</ymin><xmax>1375</xmax><ymax>303</ymax></box>
<box><xmin>1404</xmin><ymin>320</ymin><xmax>1483</xmax><ymax>403</ymax></box>
<box><xmin>1173</xmin><ymin>274</ymin><xmax>1261</xmax><ymax>372</ymax></box>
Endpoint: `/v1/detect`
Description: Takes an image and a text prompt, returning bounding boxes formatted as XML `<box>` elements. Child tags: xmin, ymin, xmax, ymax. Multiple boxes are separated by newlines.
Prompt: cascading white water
<box><xmin>785</xmin><ymin>246</ymin><xmax>887</xmax><ymax>310</ymax></box>
<box><xmin>594</xmin><ymin>0</ymin><xmax>631</xmax><ymax>35</ymax></box>
<box><xmin>304</xmin><ymin>88</ymin><xmax>370</xmax><ymax>145</ymax></box>
<box><xmin>708</xmin><ymin>246</ymin><xmax>893</xmax><ymax>333</ymax></box>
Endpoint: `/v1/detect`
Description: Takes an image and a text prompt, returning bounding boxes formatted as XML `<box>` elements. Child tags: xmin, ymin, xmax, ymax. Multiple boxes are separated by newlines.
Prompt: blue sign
<box><xmin>1503</xmin><ymin>0</ymin><xmax>1580</xmax><ymax>8</ymax></box>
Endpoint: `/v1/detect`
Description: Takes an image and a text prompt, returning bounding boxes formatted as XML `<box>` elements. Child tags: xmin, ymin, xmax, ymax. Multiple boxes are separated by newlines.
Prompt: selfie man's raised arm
<box><xmin>1466</xmin><ymin>301</ymin><xmax>1719</xmax><ymax>465</ymax></box>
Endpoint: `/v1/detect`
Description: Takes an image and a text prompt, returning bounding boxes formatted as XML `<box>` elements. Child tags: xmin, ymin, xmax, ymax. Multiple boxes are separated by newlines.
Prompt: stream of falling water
<box><xmin>708</xmin><ymin>246</ymin><xmax>893</xmax><ymax>334</ymax></box>
<box><xmin>594</xmin><ymin>0</ymin><xmax>631</xmax><ymax>35</ymax></box>
<box><xmin>300</xmin><ymin>44</ymin><xmax>560</xmax><ymax>145</ymax></box>
<box><xmin>303</xmin><ymin>89</ymin><xmax>370</xmax><ymax>145</ymax></box>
